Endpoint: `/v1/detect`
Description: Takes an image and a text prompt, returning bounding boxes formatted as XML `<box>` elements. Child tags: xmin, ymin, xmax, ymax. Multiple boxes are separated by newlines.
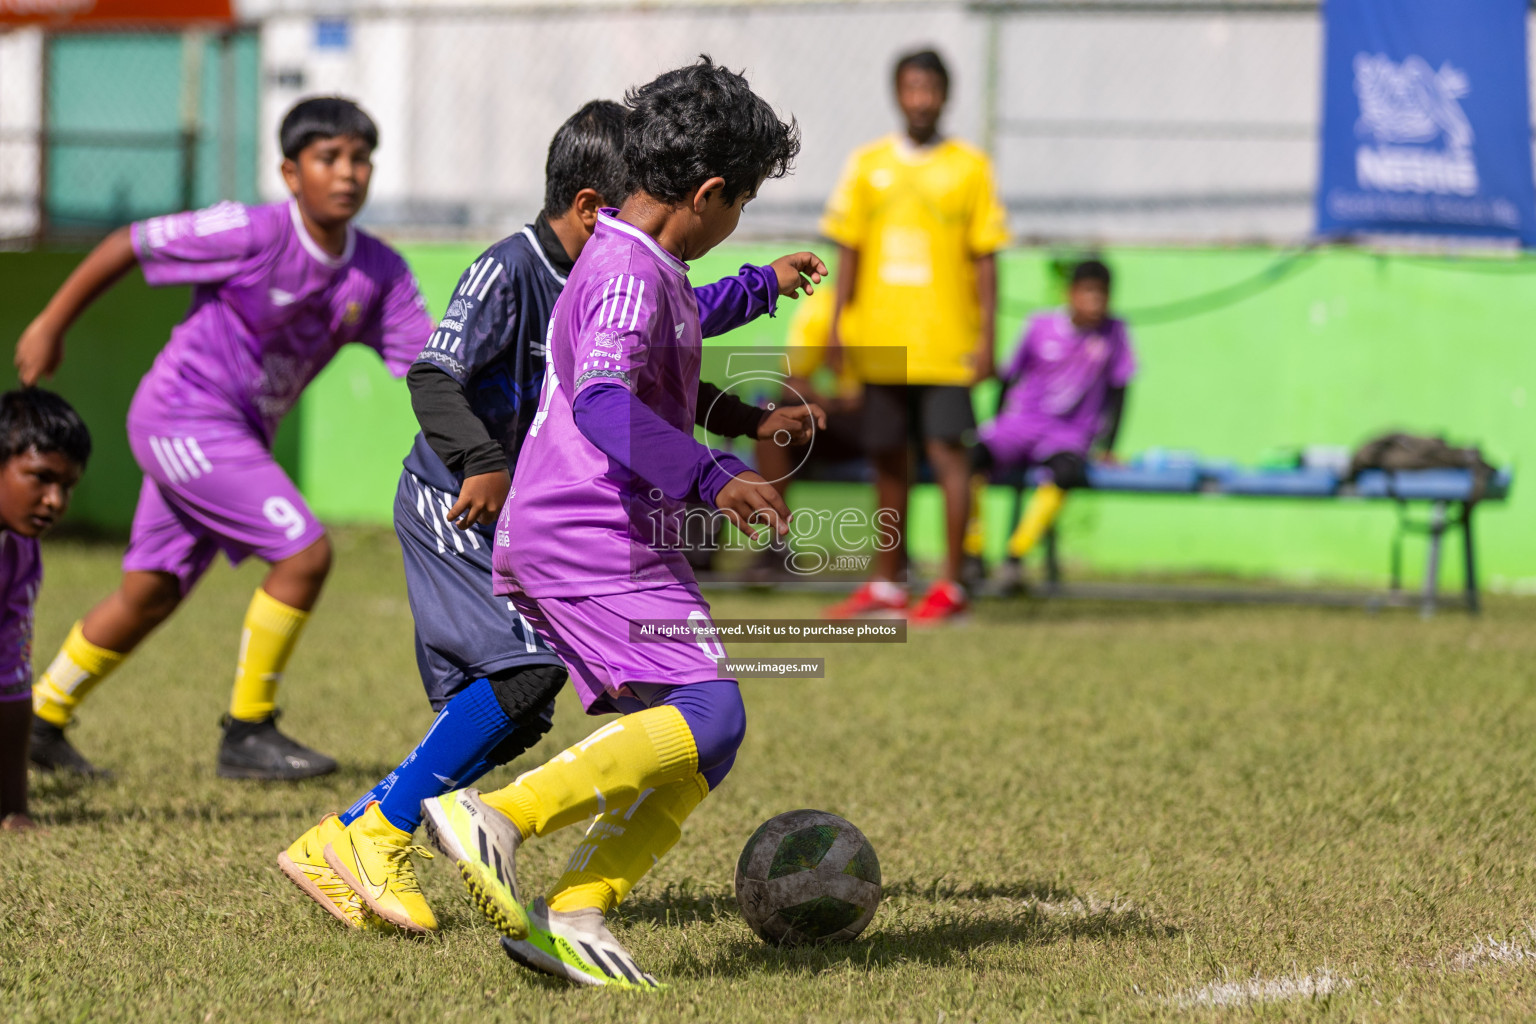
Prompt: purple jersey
<box><xmin>493</xmin><ymin>212</ymin><xmax>716</xmax><ymax>599</ymax></box>
<box><xmin>0</xmin><ymin>532</ymin><xmax>40</xmax><ymax>702</ymax></box>
<box><xmin>130</xmin><ymin>200</ymin><xmax>431</xmax><ymax>443</ymax></box>
<box><xmin>993</xmin><ymin>311</ymin><xmax>1136</xmax><ymax>456</ymax></box>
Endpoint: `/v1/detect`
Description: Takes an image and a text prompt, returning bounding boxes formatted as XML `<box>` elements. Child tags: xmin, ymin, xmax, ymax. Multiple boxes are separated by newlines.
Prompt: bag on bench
<box><xmin>1348</xmin><ymin>432</ymin><xmax>1495</xmax><ymax>500</ymax></box>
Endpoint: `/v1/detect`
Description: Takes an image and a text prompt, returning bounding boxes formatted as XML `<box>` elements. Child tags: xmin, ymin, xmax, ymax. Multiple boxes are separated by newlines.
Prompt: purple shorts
<box><xmin>978</xmin><ymin>413</ymin><xmax>1090</xmax><ymax>469</ymax></box>
<box><xmin>511</xmin><ymin>582</ymin><xmax>735</xmax><ymax>715</ymax></box>
<box><xmin>124</xmin><ymin>405</ymin><xmax>324</xmax><ymax>594</ymax></box>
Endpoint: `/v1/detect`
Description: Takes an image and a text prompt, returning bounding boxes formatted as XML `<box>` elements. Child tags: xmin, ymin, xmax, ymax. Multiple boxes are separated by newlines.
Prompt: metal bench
<box><xmin>1022</xmin><ymin>462</ymin><xmax>1513</xmax><ymax>615</ymax></box>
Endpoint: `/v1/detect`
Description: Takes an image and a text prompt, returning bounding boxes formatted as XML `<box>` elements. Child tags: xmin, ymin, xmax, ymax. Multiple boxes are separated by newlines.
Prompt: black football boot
<box><xmin>29</xmin><ymin>715</ymin><xmax>114</xmax><ymax>779</ymax></box>
<box><xmin>217</xmin><ymin>711</ymin><xmax>337</xmax><ymax>781</ymax></box>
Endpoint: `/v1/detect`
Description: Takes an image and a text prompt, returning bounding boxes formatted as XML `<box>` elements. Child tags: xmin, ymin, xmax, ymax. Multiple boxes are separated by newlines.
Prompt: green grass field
<box><xmin>7</xmin><ymin>530</ymin><xmax>1536</xmax><ymax>1022</ymax></box>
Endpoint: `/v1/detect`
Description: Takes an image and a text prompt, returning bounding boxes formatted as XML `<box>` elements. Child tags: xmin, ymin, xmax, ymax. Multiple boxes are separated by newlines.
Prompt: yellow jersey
<box><xmin>820</xmin><ymin>135</ymin><xmax>1009</xmax><ymax>386</ymax></box>
<box><xmin>783</xmin><ymin>285</ymin><xmax>862</xmax><ymax>401</ymax></box>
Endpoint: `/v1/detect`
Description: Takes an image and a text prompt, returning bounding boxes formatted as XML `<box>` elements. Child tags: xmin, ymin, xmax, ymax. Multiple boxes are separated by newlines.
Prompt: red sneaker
<box><xmin>825</xmin><ymin>581</ymin><xmax>909</xmax><ymax>619</ymax></box>
<box><xmin>909</xmin><ymin>581</ymin><xmax>969</xmax><ymax>625</ymax></box>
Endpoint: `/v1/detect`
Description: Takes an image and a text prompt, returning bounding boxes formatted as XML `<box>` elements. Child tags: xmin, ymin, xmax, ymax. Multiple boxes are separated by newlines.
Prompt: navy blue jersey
<box><xmin>403</xmin><ymin>225</ymin><xmax>565</xmax><ymax>492</ymax></box>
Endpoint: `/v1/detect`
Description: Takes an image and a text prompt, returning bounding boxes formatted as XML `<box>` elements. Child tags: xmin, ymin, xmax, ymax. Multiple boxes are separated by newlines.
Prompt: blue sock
<box><xmin>340</xmin><ymin>678</ymin><xmax>514</xmax><ymax>832</ymax></box>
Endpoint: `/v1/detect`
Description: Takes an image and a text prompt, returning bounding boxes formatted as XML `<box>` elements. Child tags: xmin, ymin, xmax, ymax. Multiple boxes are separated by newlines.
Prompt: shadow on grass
<box><xmin>625</xmin><ymin>877</ymin><xmax>1177</xmax><ymax>978</ymax></box>
<box><xmin>33</xmin><ymin>801</ymin><xmax>312</xmax><ymax>827</ymax></box>
<box><xmin>881</xmin><ymin>879</ymin><xmax>1082</xmax><ymax>902</ymax></box>
<box><xmin>28</xmin><ymin>760</ymin><xmax>406</xmax><ymax>827</ymax></box>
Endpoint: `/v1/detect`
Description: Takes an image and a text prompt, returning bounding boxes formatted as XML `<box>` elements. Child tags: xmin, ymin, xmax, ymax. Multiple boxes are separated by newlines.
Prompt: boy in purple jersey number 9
<box><xmin>422</xmin><ymin>58</ymin><xmax>822</xmax><ymax>988</ymax></box>
<box><xmin>14</xmin><ymin>98</ymin><xmax>433</xmax><ymax>781</ymax></box>
<box><xmin>0</xmin><ymin>390</ymin><xmax>90</xmax><ymax>831</ymax></box>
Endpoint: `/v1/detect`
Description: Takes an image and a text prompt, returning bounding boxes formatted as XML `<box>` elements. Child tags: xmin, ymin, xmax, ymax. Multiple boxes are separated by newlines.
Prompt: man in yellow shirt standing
<box><xmin>823</xmin><ymin>48</ymin><xmax>1009</xmax><ymax>623</ymax></box>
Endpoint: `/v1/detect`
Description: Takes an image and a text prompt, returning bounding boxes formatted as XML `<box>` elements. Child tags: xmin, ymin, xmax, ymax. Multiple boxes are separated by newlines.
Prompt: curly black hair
<box><xmin>623</xmin><ymin>56</ymin><xmax>799</xmax><ymax>205</ymax></box>
<box><xmin>543</xmin><ymin>99</ymin><xmax>629</xmax><ymax>217</ymax></box>
<box><xmin>0</xmin><ymin>389</ymin><xmax>91</xmax><ymax>468</ymax></box>
<box><xmin>280</xmin><ymin>96</ymin><xmax>379</xmax><ymax>160</ymax></box>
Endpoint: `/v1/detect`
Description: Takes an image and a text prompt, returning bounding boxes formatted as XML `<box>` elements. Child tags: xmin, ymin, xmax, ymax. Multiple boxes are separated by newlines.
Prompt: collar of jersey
<box><xmin>523</xmin><ymin>226</ymin><xmax>568</xmax><ymax>286</ymax></box>
<box><xmin>1055</xmin><ymin>308</ymin><xmax>1111</xmax><ymax>338</ymax></box>
<box><xmin>288</xmin><ymin>199</ymin><xmax>355</xmax><ymax>269</ymax></box>
<box><xmin>890</xmin><ymin>133</ymin><xmax>948</xmax><ymax>164</ymax></box>
<box><xmin>596</xmin><ymin>210</ymin><xmax>689</xmax><ymax>278</ymax></box>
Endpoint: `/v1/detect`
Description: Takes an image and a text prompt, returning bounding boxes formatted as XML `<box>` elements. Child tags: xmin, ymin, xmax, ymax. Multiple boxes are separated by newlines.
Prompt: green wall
<box><xmin>4</xmin><ymin>243</ymin><xmax>1531</xmax><ymax>589</ymax></box>
<box><xmin>301</xmin><ymin>243</ymin><xmax>1535</xmax><ymax>591</ymax></box>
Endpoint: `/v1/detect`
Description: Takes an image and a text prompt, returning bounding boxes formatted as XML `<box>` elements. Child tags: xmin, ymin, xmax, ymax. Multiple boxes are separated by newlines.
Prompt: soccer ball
<box><xmin>734</xmin><ymin>809</ymin><xmax>882</xmax><ymax>945</ymax></box>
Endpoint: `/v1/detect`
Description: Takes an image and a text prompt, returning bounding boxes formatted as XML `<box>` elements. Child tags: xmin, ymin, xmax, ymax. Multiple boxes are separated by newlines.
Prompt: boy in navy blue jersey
<box><xmin>279</xmin><ymin>100</ymin><xmax>822</xmax><ymax>934</ymax></box>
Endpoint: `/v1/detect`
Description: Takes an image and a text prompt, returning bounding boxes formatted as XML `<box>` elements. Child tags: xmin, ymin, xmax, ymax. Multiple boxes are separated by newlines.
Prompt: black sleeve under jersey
<box><xmin>695</xmin><ymin>381</ymin><xmax>768</xmax><ymax>439</ymax></box>
<box><xmin>1096</xmin><ymin>385</ymin><xmax>1127</xmax><ymax>453</ymax></box>
<box><xmin>408</xmin><ymin>242</ymin><xmax>529</xmax><ymax>480</ymax></box>
<box><xmin>408</xmin><ymin>363</ymin><xmax>507</xmax><ymax>479</ymax></box>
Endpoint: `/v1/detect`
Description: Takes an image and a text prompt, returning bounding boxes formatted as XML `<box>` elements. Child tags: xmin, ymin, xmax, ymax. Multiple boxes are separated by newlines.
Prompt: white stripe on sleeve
<box><xmin>149</xmin><ymin>437</ymin><xmax>185</xmax><ymax>484</ymax></box>
<box><xmin>629</xmin><ymin>279</ymin><xmax>646</xmax><ymax>331</ymax></box>
<box><xmin>170</xmin><ymin>438</ymin><xmax>201</xmax><ymax>479</ymax></box>
<box><xmin>598</xmin><ymin>278</ymin><xmax>615</xmax><ymax>328</ymax></box>
<box><xmin>184</xmin><ymin>436</ymin><xmax>214</xmax><ymax>474</ymax></box>
<box><xmin>476</xmin><ymin>262</ymin><xmax>505</xmax><ymax>301</ymax></box>
<box><xmin>615</xmin><ymin>274</ymin><xmax>635</xmax><ymax>328</ymax></box>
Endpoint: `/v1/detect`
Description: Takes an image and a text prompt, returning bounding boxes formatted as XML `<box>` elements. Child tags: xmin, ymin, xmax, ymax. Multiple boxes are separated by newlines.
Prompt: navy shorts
<box><xmin>394</xmin><ymin>469</ymin><xmax>565</xmax><ymax>711</ymax></box>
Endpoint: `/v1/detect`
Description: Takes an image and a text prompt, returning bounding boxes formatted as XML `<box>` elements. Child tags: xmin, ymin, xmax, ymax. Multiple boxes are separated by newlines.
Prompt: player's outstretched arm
<box><xmin>16</xmin><ymin>227</ymin><xmax>137</xmax><ymax>385</ymax></box>
<box><xmin>572</xmin><ymin>382</ymin><xmax>789</xmax><ymax>540</ymax></box>
<box><xmin>693</xmin><ymin>253</ymin><xmax>826</xmax><ymax>339</ymax></box>
<box><xmin>768</xmin><ymin>251</ymin><xmax>827</xmax><ymax>299</ymax></box>
<box><xmin>694</xmin><ymin>381</ymin><xmax>826</xmax><ymax>445</ymax></box>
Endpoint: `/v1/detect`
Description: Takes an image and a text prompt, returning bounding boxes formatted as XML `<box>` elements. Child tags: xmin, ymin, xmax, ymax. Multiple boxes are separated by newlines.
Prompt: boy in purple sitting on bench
<box><xmin>965</xmin><ymin>259</ymin><xmax>1135</xmax><ymax>593</ymax></box>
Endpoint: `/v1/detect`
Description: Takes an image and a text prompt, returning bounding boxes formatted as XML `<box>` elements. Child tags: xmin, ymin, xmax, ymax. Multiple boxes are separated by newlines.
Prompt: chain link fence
<box><xmin>3</xmin><ymin>1</ymin><xmax>1533</xmax><ymax>247</ymax></box>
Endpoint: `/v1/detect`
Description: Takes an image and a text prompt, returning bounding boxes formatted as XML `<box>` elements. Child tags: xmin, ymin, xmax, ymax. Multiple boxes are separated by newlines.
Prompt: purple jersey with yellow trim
<box><xmin>130</xmin><ymin>199</ymin><xmax>431</xmax><ymax>443</ymax></box>
<box><xmin>0</xmin><ymin>532</ymin><xmax>40</xmax><ymax>702</ymax></box>
<box><xmin>492</xmin><ymin>211</ymin><xmax>705</xmax><ymax>598</ymax></box>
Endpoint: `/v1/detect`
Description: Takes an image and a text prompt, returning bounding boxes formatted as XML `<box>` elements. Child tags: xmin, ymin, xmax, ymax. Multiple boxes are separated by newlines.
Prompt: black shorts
<box><xmin>394</xmin><ymin>470</ymin><xmax>564</xmax><ymax>710</ymax></box>
<box><xmin>862</xmin><ymin>384</ymin><xmax>976</xmax><ymax>455</ymax></box>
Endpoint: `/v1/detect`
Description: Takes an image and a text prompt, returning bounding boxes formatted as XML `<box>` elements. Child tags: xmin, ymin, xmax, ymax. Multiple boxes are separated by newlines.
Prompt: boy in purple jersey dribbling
<box><xmin>280</xmin><ymin>100</ymin><xmax>822</xmax><ymax>936</ymax></box>
<box><xmin>422</xmin><ymin>58</ymin><xmax>822</xmax><ymax>988</ymax></box>
<box><xmin>0</xmin><ymin>390</ymin><xmax>91</xmax><ymax>831</ymax></box>
<box><xmin>15</xmin><ymin>97</ymin><xmax>433</xmax><ymax>781</ymax></box>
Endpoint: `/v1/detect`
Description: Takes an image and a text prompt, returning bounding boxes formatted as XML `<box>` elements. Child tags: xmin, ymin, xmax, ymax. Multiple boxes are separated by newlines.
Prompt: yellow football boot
<box><xmin>324</xmin><ymin>802</ymin><xmax>439</xmax><ymax>935</ymax></box>
<box><xmin>277</xmin><ymin>813</ymin><xmax>392</xmax><ymax>931</ymax></box>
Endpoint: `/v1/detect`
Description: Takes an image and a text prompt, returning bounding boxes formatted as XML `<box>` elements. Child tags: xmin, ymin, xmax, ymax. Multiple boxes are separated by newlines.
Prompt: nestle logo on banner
<box><xmin>1353</xmin><ymin>54</ymin><xmax>1478</xmax><ymax>196</ymax></box>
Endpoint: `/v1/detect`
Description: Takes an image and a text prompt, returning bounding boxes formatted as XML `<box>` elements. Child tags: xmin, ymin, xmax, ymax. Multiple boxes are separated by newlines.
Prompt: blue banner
<box><xmin>1317</xmin><ymin>0</ymin><xmax>1536</xmax><ymax>247</ymax></box>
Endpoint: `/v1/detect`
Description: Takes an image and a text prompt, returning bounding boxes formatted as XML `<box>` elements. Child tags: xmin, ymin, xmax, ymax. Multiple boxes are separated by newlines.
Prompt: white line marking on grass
<box><xmin>1452</xmin><ymin>927</ymin><xmax>1536</xmax><ymax>970</ymax></box>
<box><xmin>1167</xmin><ymin>969</ymin><xmax>1351</xmax><ymax>1008</ymax></box>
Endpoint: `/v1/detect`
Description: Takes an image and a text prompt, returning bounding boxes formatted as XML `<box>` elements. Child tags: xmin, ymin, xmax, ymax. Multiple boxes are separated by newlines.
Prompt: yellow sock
<box><xmin>32</xmin><ymin>622</ymin><xmax>125</xmax><ymax>727</ymax></box>
<box><xmin>962</xmin><ymin>474</ymin><xmax>987</xmax><ymax>558</ymax></box>
<box><xmin>546</xmin><ymin>773</ymin><xmax>710</xmax><ymax>914</ymax></box>
<box><xmin>229</xmin><ymin>588</ymin><xmax>310</xmax><ymax>722</ymax></box>
<box><xmin>1007</xmin><ymin>483</ymin><xmax>1066</xmax><ymax>560</ymax></box>
<box><xmin>481</xmin><ymin>705</ymin><xmax>698</xmax><ymax>841</ymax></box>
